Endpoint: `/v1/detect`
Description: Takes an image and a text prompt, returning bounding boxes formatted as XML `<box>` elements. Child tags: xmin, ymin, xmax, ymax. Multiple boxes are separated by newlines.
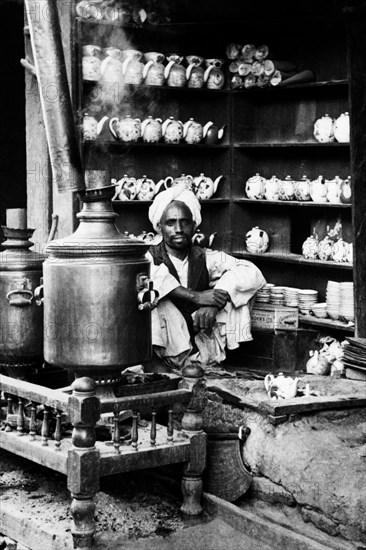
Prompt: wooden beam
<box><xmin>347</xmin><ymin>9</ymin><xmax>366</xmax><ymax>337</ymax></box>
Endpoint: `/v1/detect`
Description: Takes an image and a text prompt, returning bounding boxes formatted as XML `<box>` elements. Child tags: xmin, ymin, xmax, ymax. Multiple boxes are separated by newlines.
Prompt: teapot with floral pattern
<box><xmin>294</xmin><ymin>175</ymin><xmax>311</xmax><ymax>201</ymax></box>
<box><xmin>162</xmin><ymin>116</ymin><xmax>183</xmax><ymax>144</ymax></box>
<box><xmin>193</xmin><ymin>173</ymin><xmax>224</xmax><ymax>200</ymax></box>
<box><xmin>141</xmin><ymin>116</ymin><xmax>162</xmax><ymax>143</ymax></box>
<box><xmin>264</xmin><ymin>175</ymin><xmax>280</xmax><ymax>201</ymax></box>
<box><xmin>245</xmin><ymin>173</ymin><xmax>266</xmax><ymax>199</ymax></box>
<box><xmin>112</xmin><ymin>175</ymin><xmax>138</xmax><ymax>201</ymax></box>
<box><xmin>183</xmin><ymin>118</ymin><xmax>203</xmax><ymax>144</ymax></box>
<box><xmin>302</xmin><ymin>232</ymin><xmax>319</xmax><ymax>260</ymax></box>
<box><xmin>135</xmin><ymin>175</ymin><xmax>156</xmax><ymax>201</ymax></box>
<box><xmin>264</xmin><ymin>372</ymin><xmax>301</xmax><ymax>400</ymax></box>
<box><xmin>313</xmin><ymin>114</ymin><xmax>334</xmax><ymax>143</ymax></box>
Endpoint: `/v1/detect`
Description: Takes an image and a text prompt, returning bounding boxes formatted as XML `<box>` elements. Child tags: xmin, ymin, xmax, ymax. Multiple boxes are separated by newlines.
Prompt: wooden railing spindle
<box><xmin>29</xmin><ymin>402</ymin><xmax>37</xmax><ymax>441</ymax></box>
<box><xmin>150</xmin><ymin>407</ymin><xmax>156</xmax><ymax>446</ymax></box>
<box><xmin>113</xmin><ymin>407</ymin><xmax>120</xmax><ymax>454</ymax></box>
<box><xmin>5</xmin><ymin>394</ymin><xmax>13</xmax><ymax>432</ymax></box>
<box><xmin>167</xmin><ymin>408</ymin><xmax>173</xmax><ymax>443</ymax></box>
<box><xmin>54</xmin><ymin>409</ymin><xmax>62</xmax><ymax>450</ymax></box>
<box><xmin>41</xmin><ymin>406</ymin><xmax>50</xmax><ymax>446</ymax></box>
<box><xmin>17</xmin><ymin>398</ymin><xmax>25</xmax><ymax>436</ymax></box>
<box><xmin>132</xmin><ymin>410</ymin><xmax>138</xmax><ymax>450</ymax></box>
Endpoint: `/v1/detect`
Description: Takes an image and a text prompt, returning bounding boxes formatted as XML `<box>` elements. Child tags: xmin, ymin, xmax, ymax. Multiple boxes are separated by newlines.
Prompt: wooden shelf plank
<box><xmin>234</xmin><ymin>198</ymin><xmax>351</xmax><ymax>208</ymax></box>
<box><xmin>234</xmin><ymin>142</ymin><xmax>350</xmax><ymax>149</ymax></box>
<box><xmin>299</xmin><ymin>314</ymin><xmax>354</xmax><ymax>333</ymax></box>
<box><xmin>232</xmin><ymin>79</ymin><xmax>348</xmax><ymax>93</ymax></box>
<box><xmin>233</xmin><ymin>251</ymin><xmax>353</xmax><ymax>270</ymax></box>
<box><xmin>85</xmin><ymin>141</ymin><xmax>229</xmax><ymax>150</ymax></box>
<box><xmin>112</xmin><ymin>198</ymin><xmax>230</xmax><ymax>206</ymax></box>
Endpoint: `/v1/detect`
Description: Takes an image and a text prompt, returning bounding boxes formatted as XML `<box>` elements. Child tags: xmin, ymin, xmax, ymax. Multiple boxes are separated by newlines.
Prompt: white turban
<box><xmin>148</xmin><ymin>183</ymin><xmax>201</xmax><ymax>231</ymax></box>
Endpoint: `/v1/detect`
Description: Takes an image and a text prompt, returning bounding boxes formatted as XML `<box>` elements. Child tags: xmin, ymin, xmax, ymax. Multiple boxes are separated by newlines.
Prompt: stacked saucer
<box><xmin>298</xmin><ymin>289</ymin><xmax>318</xmax><ymax>314</ymax></box>
<box><xmin>339</xmin><ymin>282</ymin><xmax>354</xmax><ymax>322</ymax></box>
<box><xmin>283</xmin><ymin>287</ymin><xmax>299</xmax><ymax>307</ymax></box>
<box><xmin>255</xmin><ymin>283</ymin><xmax>274</xmax><ymax>304</ymax></box>
<box><xmin>326</xmin><ymin>281</ymin><xmax>341</xmax><ymax>320</ymax></box>
<box><xmin>269</xmin><ymin>286</ymin><xmax>286</xmax><ymax>305</ymax></box>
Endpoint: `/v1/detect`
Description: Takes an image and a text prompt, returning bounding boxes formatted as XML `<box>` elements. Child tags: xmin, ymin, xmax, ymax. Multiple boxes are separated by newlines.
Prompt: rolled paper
<box><xmin>6</xmin><ymin>208</ymin><xmax>27</xmax><ymax>230</ymax></box>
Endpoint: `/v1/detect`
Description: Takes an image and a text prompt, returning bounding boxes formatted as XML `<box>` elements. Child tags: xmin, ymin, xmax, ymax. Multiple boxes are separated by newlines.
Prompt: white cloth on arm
<box><xmin>146</xmin><ymin>249</ymin><xmax>266</xmax><ymax>368</ymax></box>
<box><xmin>148</xmin><ymin>183</ymin><xmax>202</xmax><ymax>231</ymax></box>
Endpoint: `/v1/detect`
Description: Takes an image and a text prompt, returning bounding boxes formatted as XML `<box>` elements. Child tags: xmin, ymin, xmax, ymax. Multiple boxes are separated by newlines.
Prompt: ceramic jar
<box><xmin>183</xmin><ymin>118</ymin><xmax>203</xmax><ymax>144</ymax></box>
<box><xmin>141</xmin><ymin>116</ymin><xmax>162</xmax><ymax>143</ymax></box>
<box><xmin>264</xmin><ymin>175</ymin><xmax>280</xmax><ymax>201</ymax></box>
<box><xmin>326</xmin><ymin>175</ymin><xmax>342</xmax><ymax>204</ymax></box>
<box><xmin>313</xmin><ymin>114</ymin><xmax>334</xmax><ymax>143</ymax></box>
<box><xmin>318</xmin><ymin>235</ymin><xmax>333</xmax><ymax>261</ymax></box>
<box><xmin>245</xmin><ymin>226</ymin><xmax>269</xmax><ymax>254</ymax></box>
<box><xmin>162</xmin><ymin>116</ymin><xmax>183</xmax><ymax>144</ymax></box>
<box><xmin>82</xmin><ymin>45</ymin><xmax>102</xmax><ymax>81</ymax></box>
<box><xmin>334</xmin><ymin>112</ymin><xmax>350</xmax><ymax>143</ymax></box>
<box><xmin>245</xmin><ymin>173</ymin><xmax>266</xmax><ymax>200</ymax></box>
<box><xmin>278</xmin><ymin>175</ymin><xmax>295</xmax><ymax>201</ymax></box>
<box><xmin>293</xmin><ymin>175</ymin><xmax>311</xmax><ymax>201</ymax></box>
<box><xmin>331</xmin><ymin>238</ymin><xmax>348</xmax><ymax>263</ymax></box>
<box><xmin>109</xmin><ymin>115</ymin><xmax>141</xmax><ymax>143</ymax></box>
<box><xmin>310</xmin><ymin>175</ymin><xmax>328</xmax><ymax>203</ymax></box>
<box><xmin>302</xmin><ymin>234</ymin><xmax>319</xmax><ymax>260</ymax></box>
<box><xmin>164</xmin><ymin>55</ymin><xmax>186</xmax><ymax>87</ymax></box>
<box><xmin>204</xmin><ymin>59</ymin><xmax>225</xmax><ymax>90</ymax></box>
<box><xmin>143</xmin><ymin>52</ymin><xmax>165</xmax><ymax>86</ymax></box>
<box><xmin>135</xmin><ymin>176</ymin><xmax>156</xmax><ymax>200</ymax></box>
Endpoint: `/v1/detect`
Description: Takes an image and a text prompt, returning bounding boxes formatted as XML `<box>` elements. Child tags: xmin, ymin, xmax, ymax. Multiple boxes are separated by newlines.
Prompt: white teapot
<box><xmin>310</xmin><ymin>175</ymin><xmax>328</xmax><ymax>203</ymax></box>
<box><xmin>278</xmin><ymin>175</ymin><xmax>295</xmax><ymax>201</ymax></box>
<box><xmin>264</xmin><ymin>175</ymin><xmax>280</xmax><ymax>201</ymax></box>
<box><xmin>193</xmin><ymin>173</ymin><xmax>224</xmax><ymax>200</ymax></box>
<box><xmin>333</xmin><ymin>112</ymin><xmax>350</xmax><ymax>143</ymax></box>
<box><xmin>264</xmin><ymin>372</ymin><xmax>301</xmax><ymax>400</ymax></box>
<box><xmin>326</xmin><ymin>176</ymin><xmax>342</xmax><ymax>204</ymax></box>
<box><xmin>302</xmin><ymin>233</ymin><xmax>319</xmax><ymax>260</ymax></box>
<box><xmin>340</xmin><ymin>176</ymin><xmax>352</xmax><ymax>204</ymax></box>
<box><xmin>318</xmin><ymin>234</ymin><xmax>333</xmax><ymax>261</ymax></box>
<box><xmin>313</xmin><ymin>114</ymin><xmax>334</xmax><ymax>143</ymax></box>
<box><xmin>245</xmin><ymin>226</ymin><xmax>269</xmax><ymax>254</ymax></box>
<box><xmin>135</xmin><ymin>175</ymin><xmax>156</xmax><ymax>200</ymax></box>
<box><xmin>294</xmin><ymin>175</ymin><xmax>311</xmax><ymax>201</ymax></box>
<box><xmin>331</xmin><ymin>238</ymin><xmax>348</xmax><ymax>263</ymax></box>
<box><xmin>245</xmin><ymin>173</ymin><xmax>266</xmax><ymax>199</ymax></box>
<box><xmin>112</xmin><ymin>175</ymin><xmax>138</xmax><ymax>201</ymax></box>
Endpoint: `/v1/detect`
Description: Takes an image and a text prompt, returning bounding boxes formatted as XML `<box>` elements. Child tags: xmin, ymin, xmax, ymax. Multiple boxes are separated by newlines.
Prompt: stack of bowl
<box><xmin>326</xmin><ymin>281</ymin><xmax>341</xmax><ymax>320</ymax></box>
<box><xmin>339</xmin><ymin>282</ymin><xmax>354</xmax><ymax>322</ymax></box>
<box><xmin>283</xmin><ymin>287</ymin><xmax>299</xmax><ymax>307</ymax></box>
<box><xmin>311</xmin><ymin>302</ymin><xmax>327</xmax><ymax>318</ymax></box>
<box><xmin>298</xmin><ymin>289</ymin><xmax>318</xmax><ymax>314</ymax></box>
<box><xmin>255</xmin><ymin>283</ymin><xmax>274</xmax><ymax>303</ymax></box>
<box><xmin>270</xmin><ymin>286</ymin><xmax>286</xmax><ymax>305</ymax></box>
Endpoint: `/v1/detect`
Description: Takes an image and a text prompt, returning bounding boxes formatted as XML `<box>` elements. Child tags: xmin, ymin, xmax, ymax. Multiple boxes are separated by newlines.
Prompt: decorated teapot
<box><xmin>186</xmin><ymin>56</ymin><xmax>205</xmax><ymax>88</ymax></box>
<box><xmin>192</xmin><ymin>229</ymin><xmax>217</xmax><ymax>248</ymax></box>
<box><xmin>278</xmin><ymin>175</ymin><xmax>295</xmax><ymax>201</ymax></box>
<box><xmin>155</xmin><ymin>174</ymin><xmax>195</xmax><ymax>195</ymax></box>
<box><xmin>164</xmin><ymin>55</ymin><xmax>186</xmax><ymax>87</ymax></box>
<box><xmin>142</xmin><ymin>52</ymin><xmax>165</xmax><ymax>86</ymax></box>
<box><xmin>193</xmin><ymin>173</ymin><xmax>224</xmax><ymax>200</ymax></box>
<box><xmin>135</xmin><ymin>175</ymin><xmax>156</xmax><ymax>201</ymax></box>
<box><xmin>137</xmin><ymin>230</ymin><xmax>156</xmax><ymax>242</ymax></box>
<box><xmin>141</xmin><ymin>116</ymin><xmax>162</xmax><ymax>143</ymax></box>
<box><xmin>245</xmin><ymin>173</ymin><xmax>266</xmax><ymax>200</ymax></box>
<box><xmin>82</xmin><ymin>114</ymin><xmax>109</xmax><ymax>141</ymax></box>
<box><xmin>245</xmin><ymin>226</ymin><xmax>269</xmax><ymax>254</ymax></box>
<box><xmin>112</xmin><ymin>175</ymin><xmax>138</xmax><ymax>201</ymax></box>
<box><xmin>310</xmin><ymin>175</ymin><xmax>328</xmax><ymax>203</ymax></box>
<box><xmin>313</xmin><ymin>114</ymin><xmax>334</xmax><ymax>143</ymax></box>
<box><xmin>202</xmin><ymin>121</ymin><xmax>226</xmax><ymax>144</ymax></box>
<box><xmin>109</xmin><ymin>115</ymin><xmax>141</xmax><ymax>143</ymax></box>
<box><xmin>293</xmin><ymin>175</ymin><xmax>311</xmax><ymax>201</ymax></box>
<box><xmin>326</xmin><ymin>175</ymin><xmax>342</xmax><ymax>204</ymax></box>
<box><xmin>331</xmin><ymin>238</ymin><xmax>349</xmax><ymax>263</ymax></box>
<box><xmin>121</xmin><ymin>52</ymin><xmax>144</xmax><ymax>85</ymax></box>
<box><xmin>340</xmin><ymin>176</ymin><xmax>352</xmax><ymax>204</ymax></box>
<box><xmin>100</xmin><ymin>47</ymin><xmax>124</xmax><ymax>102</ymax></box>
<box><xmin>318</xmin><ymin>234</ymin><xmax>333</xmax><ymax>261</ymax></box>
<box><xmin>204</xmin><ymin>59</ymin><xmax>225</xmax><ymax>90</ymax></box>
<box><xmin>306</xmin><ymin>350</ymin><xmax>330</xmax><ymax>376</ymax></box>
<box><xmin>264</xmin><ymin>372</ymin><xmax>301</xmax><ymax>400</ymax></box>
<box><xmin>333</xmin><ymin>112</ymin><xmax>350</xmax><ymax>143</ymax></box>
<box><xmin>302</xmin><ymin>232</ymin><xmax>319</xmax><ymax>260</ymax></box>
<box><xmin>183</xmin><ymin>118</ymin><xmax>203</xmax><ymax>144</ymax></box>
<box><xmin>264</xmin><ymin>175</ymin><xmax>280</xmax><ymax>201</ymax></box>
<box><xmin>162</xmin><ymin>116</ymin><xmax>183</xmax><ymax>144</ymax></box>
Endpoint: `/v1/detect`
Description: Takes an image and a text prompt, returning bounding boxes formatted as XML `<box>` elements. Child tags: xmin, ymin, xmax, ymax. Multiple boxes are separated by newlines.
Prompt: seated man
<box><xmin>146</xmin><ymin>183</ymin><xmax>266</xmax><ymax>371</ymax></box>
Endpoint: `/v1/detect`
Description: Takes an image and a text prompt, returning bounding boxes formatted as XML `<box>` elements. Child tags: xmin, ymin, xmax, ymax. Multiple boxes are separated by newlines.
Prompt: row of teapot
<box><xmin>112</xmin><ymin>173</ymin><xmax>224</xmax><ymax>201</ymax></box>
<box><xmin>313</xmin><ymin>112</ymin><xmax>350</xmax><ymax>144</ymax></box>
<box><xmin>302</xmin><ymin>234</ymin><xmax>353</xmax><ymax>264</ymax></box>
<box><xmin>245</xmin><ymin>173</ymin><xmax>352</xmax><ymax>204</ymax></box>
<box><xmin>83</xmin><ymin>114</ymin><xmax>226</xmax><ymax>145</ymax></box>
<box><xmin>82</xmin><ymin>47</ymin><xmax>226</xmax><ymax>89</ymax></box>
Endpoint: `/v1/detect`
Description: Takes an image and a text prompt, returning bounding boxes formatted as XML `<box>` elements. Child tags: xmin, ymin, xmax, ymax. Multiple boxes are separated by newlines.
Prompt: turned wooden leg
<box><xmin>67</xmin><ymin>377</ymin><xmax>100</xmax><ymax>549</ymax></box>
<box><xmin>179</xmin><ymin>365</ymin><xmax>207</xmax><ymax>516</ymax></box>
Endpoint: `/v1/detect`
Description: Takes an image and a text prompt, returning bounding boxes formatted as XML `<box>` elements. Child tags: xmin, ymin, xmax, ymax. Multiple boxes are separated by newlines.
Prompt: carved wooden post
<box><xmin>67</xmin><ymin>377</ymin><xmax>100</xmax><ymax>549</ymax></box>
<box><xmin>179</xmin><ymin>364</ymin><xmax>207</xmax><ymax>516</ymax></box>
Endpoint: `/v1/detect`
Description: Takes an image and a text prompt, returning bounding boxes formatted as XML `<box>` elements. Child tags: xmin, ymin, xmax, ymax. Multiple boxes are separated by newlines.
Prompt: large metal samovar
<box><xmin>0</xmin><ymin>209</ymin><xmax>44</xmax><ymax>379</ymax></box>
<box><xmin>37</xmin><ymin>173</ymin><xmax>157</xmax><ymax>396</ymax></box>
